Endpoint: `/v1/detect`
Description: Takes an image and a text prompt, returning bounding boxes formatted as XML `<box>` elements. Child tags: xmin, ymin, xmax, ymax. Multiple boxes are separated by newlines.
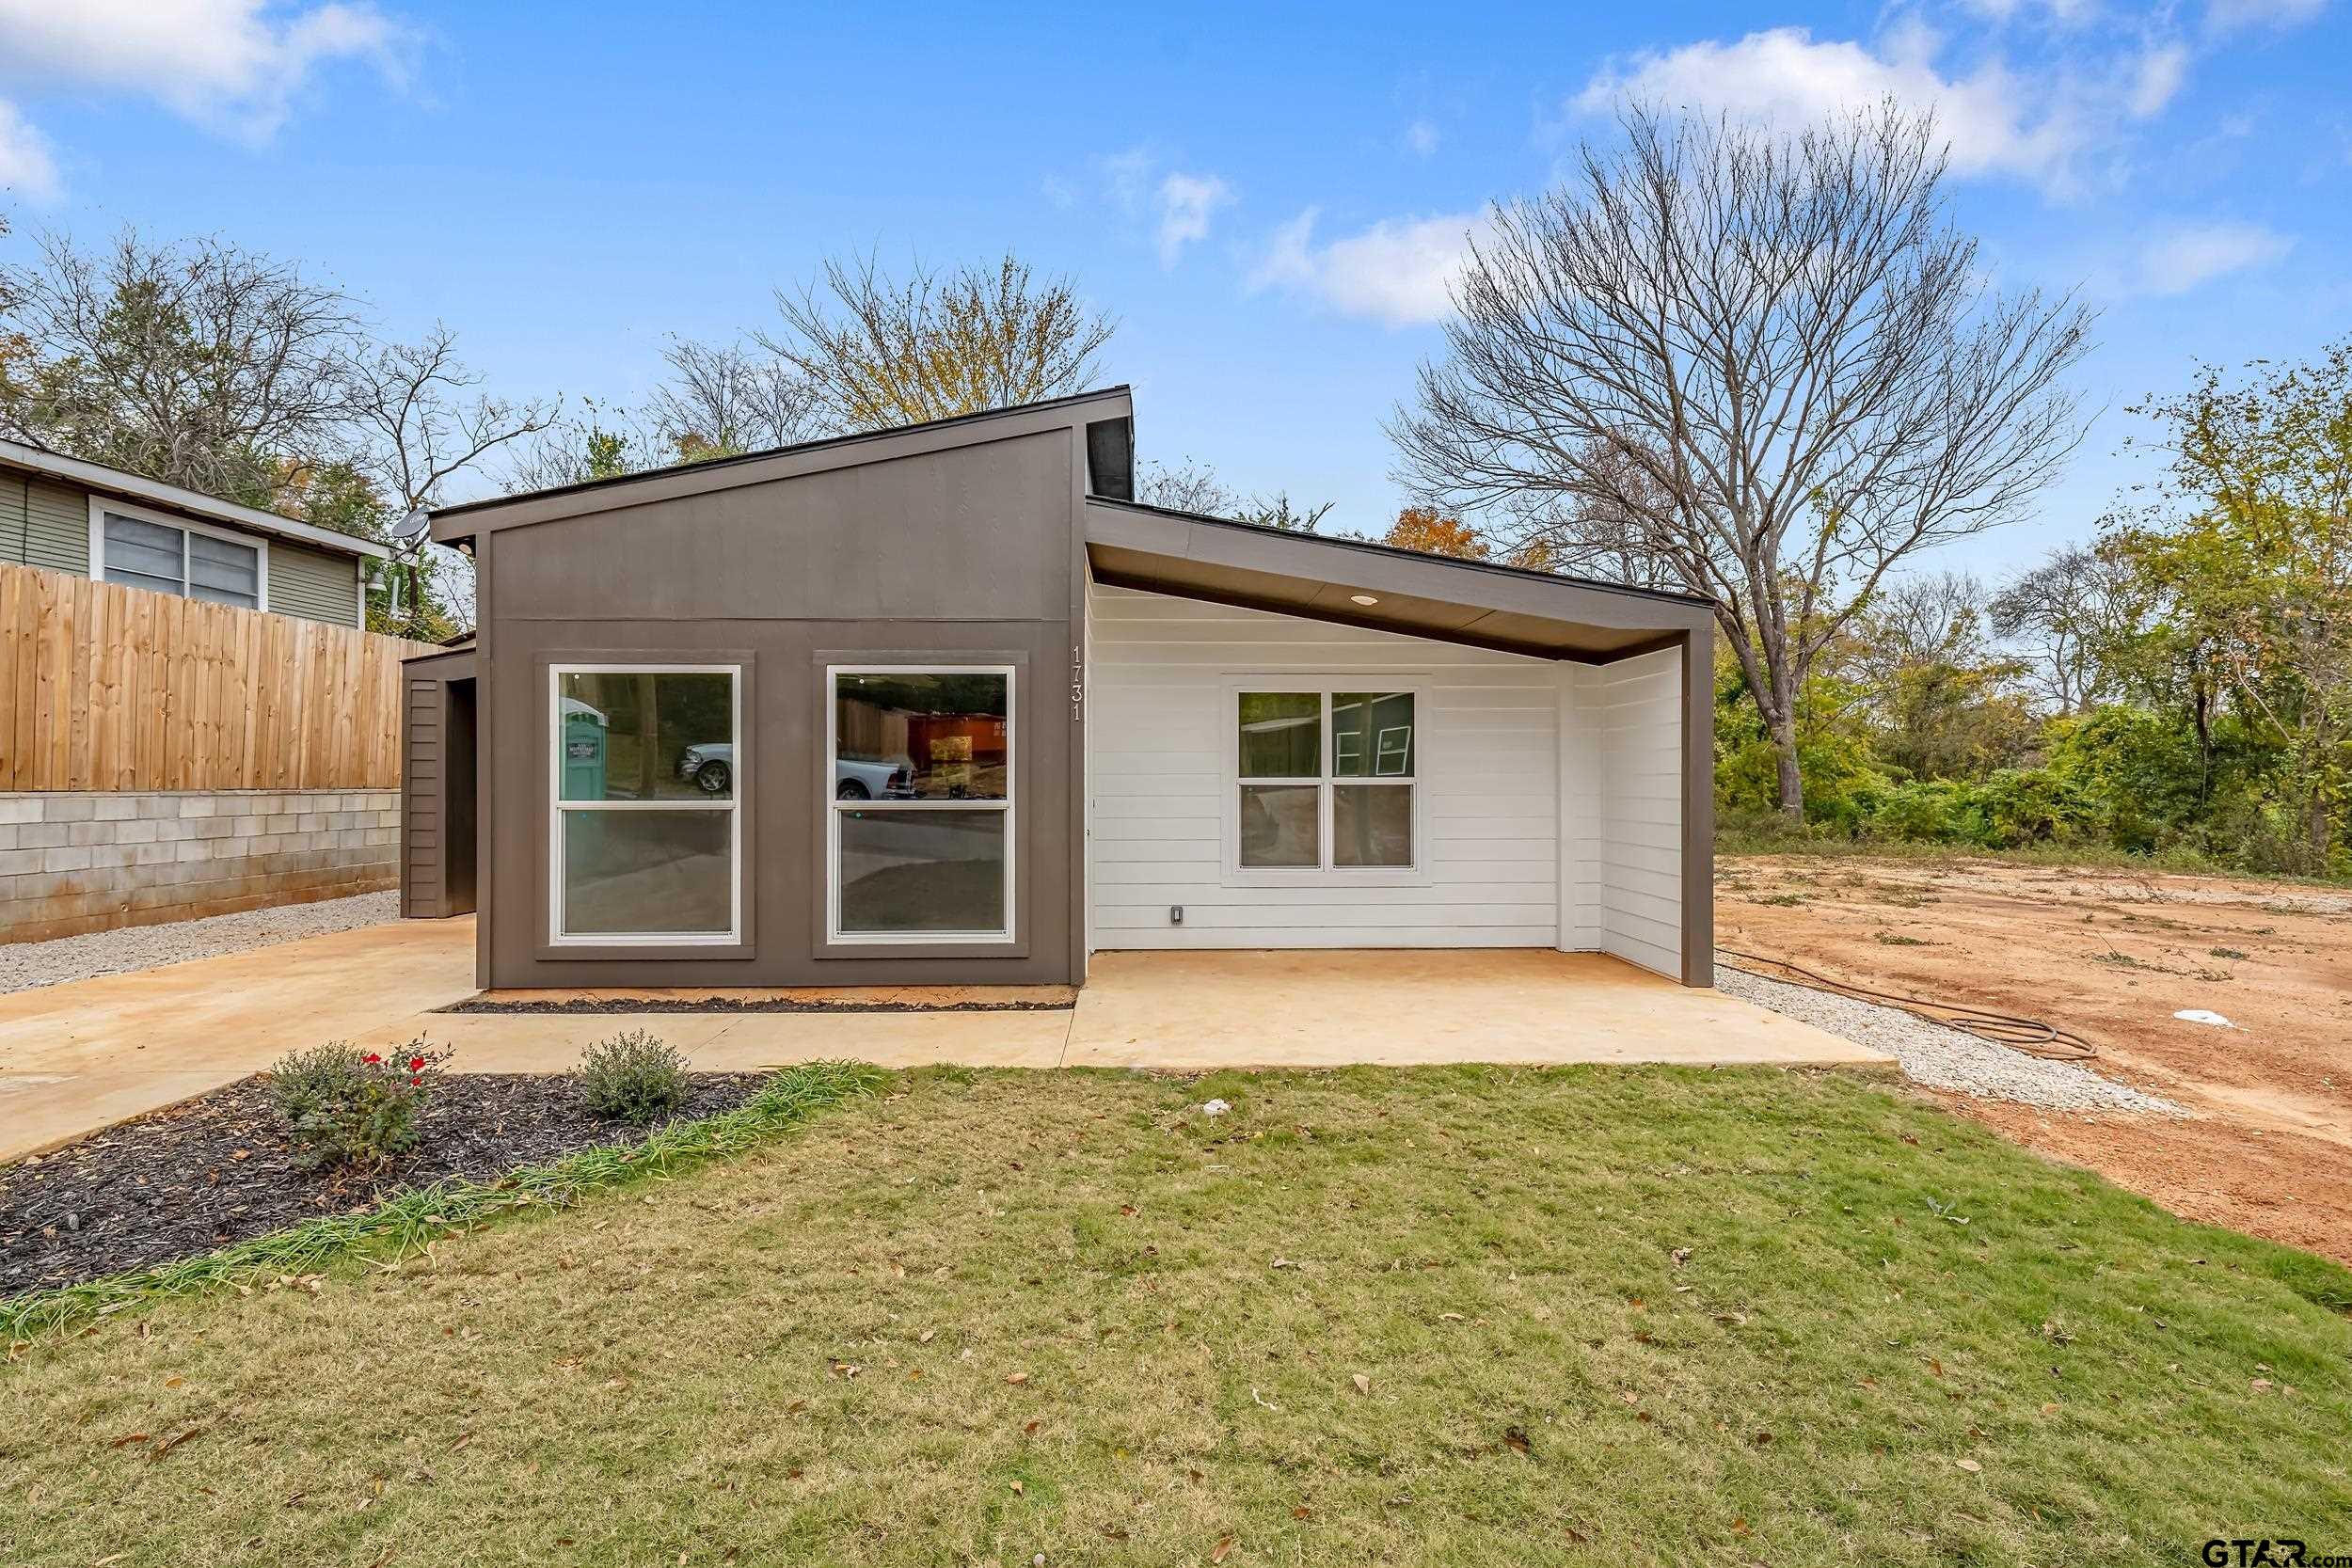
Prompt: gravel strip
<box><xmin>1716</xmin><ymin>964</ymin><xmax>2186</xmax><ymax>1116</ymax></box>
<box><xmin>0</xmin><ymin>892</ymin><xmax>401</xmax><ymax>995</ymax></box>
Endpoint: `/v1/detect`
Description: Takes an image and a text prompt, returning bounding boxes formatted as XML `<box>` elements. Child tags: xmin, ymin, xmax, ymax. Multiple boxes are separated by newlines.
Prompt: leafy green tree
<box><xmin>2106</xmin><ymin>340</ymin><xmax>2352</xmax><ymax>869</ymax></box>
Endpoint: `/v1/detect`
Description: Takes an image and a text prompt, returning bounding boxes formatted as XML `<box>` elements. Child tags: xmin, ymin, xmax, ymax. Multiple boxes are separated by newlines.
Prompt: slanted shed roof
<box><xmin>430</xmin><ymin>387</ymin><xmax>1136</xmax><ymax>543</ymax></box>
<box><xmin>1084</xmin><ymin>499</ymin><xmax>1710</xmax><ymax>663</ymax></box>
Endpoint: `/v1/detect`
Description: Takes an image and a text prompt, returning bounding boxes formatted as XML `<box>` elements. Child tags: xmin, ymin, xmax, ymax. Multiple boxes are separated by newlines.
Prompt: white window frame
<box><xmin>87</xmin><ymin>497</ymin><xmax>270</xmax><ymax>611</ymax></box>
<box><xmin>548</xmin><ymin>662</ymin><xmax>742</xmax><ymax>947</ymax></box>
<box><xmin>825</xmin><ymin>663</ymin><xmax>1016</xmax><ymax>946</ymax></box>
<box><xmin>1223</xmin><ymin>678</ymin><xmax>1428</xmax><ymax>888</ymax></box>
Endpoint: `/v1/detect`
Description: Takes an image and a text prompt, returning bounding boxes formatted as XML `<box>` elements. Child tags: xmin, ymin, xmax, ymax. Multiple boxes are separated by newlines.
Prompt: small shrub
<box><xmin>270</xmin><ymin>1037</ymin><xmax>448</xmax><ymax>1170</ymax></box>
<box><xmin>577</xmin><ymin>1030</ymin><xmax>689</xmax><ymax>1124</ymax></box>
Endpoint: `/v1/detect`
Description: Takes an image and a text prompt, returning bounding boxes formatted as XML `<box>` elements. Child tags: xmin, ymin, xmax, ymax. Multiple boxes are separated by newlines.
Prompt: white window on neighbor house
<box><xmin>89</xmin><ymin>499</ymin><xmax>267</xmax><ymax>610</ymax></box>
<box><xmin>548</xmin><ymin>665</ymin><xmax>740</xmax><ymax>944</ymax></box>
<box><xmin>1232</xmin><ymin>687</ymin><xmax>1419</xmax><ymax>875</ymax></box>
<box><xmin>826</xmin><ymin>667</ymin><xmax>1014</xmax><ymax>944</ymax></box>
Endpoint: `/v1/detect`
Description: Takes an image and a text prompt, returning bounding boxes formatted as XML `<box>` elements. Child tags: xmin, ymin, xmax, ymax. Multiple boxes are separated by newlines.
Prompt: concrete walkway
<box><xmin>1</xmin><ymin>919</ymin><xmax>1883</xmax><ymax>1163</ymax></box>
<box><xmin>0</xmin><ymin>919</ymin><xmax>480</xmax><ymax>1164</ymax></box>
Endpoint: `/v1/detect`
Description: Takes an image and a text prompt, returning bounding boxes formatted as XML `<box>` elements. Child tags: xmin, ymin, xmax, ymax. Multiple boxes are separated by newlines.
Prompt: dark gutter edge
<box><xmin>1084</xmin><ymin>494</ymin><xmax>1717</xmax><ymax>611</ymax></box>
<box><xmin>433</xmin><ymin>385</ymin><xmax>1135</xmax><ymax>520</ymax></box>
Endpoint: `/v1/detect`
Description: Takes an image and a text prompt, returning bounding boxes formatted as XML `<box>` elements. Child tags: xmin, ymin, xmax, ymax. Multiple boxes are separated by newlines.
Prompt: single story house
<box><xmin>404</xmin><ymin>388</ymin><xmax>1714</xmax><ymax>991</ymax></box>
<box><xmin>0</xmin><ymin>437</ymin><xmax>388</xmax><ymax>627</ymax></box>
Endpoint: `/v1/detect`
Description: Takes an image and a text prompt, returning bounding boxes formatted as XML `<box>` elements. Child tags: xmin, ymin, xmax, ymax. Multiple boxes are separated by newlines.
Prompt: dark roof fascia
<box><xmin>430</xmin><ymin>387</ymin><xmax>1135</xmax><ymax>543</ymax></box>
<box><xmin>405</xmin><ymin>643</ymin><xmax>477</xmax><ymax>681</ymax></box>
<box><xmin>1082</xmin><ymin>497</ymin><xmax>1716</xmax><ymax>643</ymax></box>
<box><xmin>1089</xmin><ymin>496</ymin><xmax>1713</xmax><ymax>611</ymax></box>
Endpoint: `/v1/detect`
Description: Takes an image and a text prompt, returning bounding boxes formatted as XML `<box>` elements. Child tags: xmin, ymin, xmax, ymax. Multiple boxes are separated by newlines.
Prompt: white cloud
<box><xmin>0</xmin><ymin>0</ymin><xmax>409</xmax><ymax>144</ymax></box>
<box><xmin>1961</xmin><ymin>0</ymin><xmax>2103</xmax><ymax>24</ymax></box>
<box><xmin>1099</xmin><ymin>147</ymin><xmax>1155</xmax><ymax>214</ymax></box>
<box><xmin>1574</xmin><ymin>27</ymin><xmax>2100</xmax><ymax>190</ymax></box>
<box><xmin>1249</xmin><ymin>208</ymin><xmax>1484</xmax><ymax>327</ymax></box>
<box><xmin>2127</xmin><ymin>41</ymin><xmax>2190</xmax><ymax>117</ymax></box>
<box><xmin>0</xmin><ymin>96</ymin><xmax>57</xmax><ymax>199</ymax></box>
<box><xmin>1097</xmin><ymin>148</ymin><xmax>1232</xmax><ymax>267</ymax></box>
<box><xmin>1404</xmin><ymin>117</ymin><xmax>1440</xmax><ymax>157</ymax></box>
<box><xmin>1154</xmin><ymin>171</ymin><xmax>1232</xmax><ymax>267</ymax></box>
<box><xmin>2205</xmin><ymin>0</ymin><xmax>2327</xmax><ymax>32</ymax></box>
<box><xmin>2134</xmin><ymin>221</ymin><xmax>2292</xmax><ymax>293</ymax></box>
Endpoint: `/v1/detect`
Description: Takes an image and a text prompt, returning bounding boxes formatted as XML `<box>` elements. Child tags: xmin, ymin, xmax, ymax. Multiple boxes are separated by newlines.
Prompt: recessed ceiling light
<box><xmin>1349</xmin><ymin>593</ymin><xmax>1380</xmax><ymax>606</ymax></box>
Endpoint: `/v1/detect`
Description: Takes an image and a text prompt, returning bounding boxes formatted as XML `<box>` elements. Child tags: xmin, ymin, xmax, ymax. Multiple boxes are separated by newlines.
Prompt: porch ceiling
<box><xmin>1083</xmin><ymin>498</ymin><xmax>1712</xmax><ymax>663</ymax></box>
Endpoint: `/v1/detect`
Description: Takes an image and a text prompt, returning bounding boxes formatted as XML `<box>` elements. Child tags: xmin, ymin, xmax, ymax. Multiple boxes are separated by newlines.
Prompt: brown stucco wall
<box><xmin>471</xmin><ymin>425</ymin><xmax>1083</xmax><ymax>989</ymax></box>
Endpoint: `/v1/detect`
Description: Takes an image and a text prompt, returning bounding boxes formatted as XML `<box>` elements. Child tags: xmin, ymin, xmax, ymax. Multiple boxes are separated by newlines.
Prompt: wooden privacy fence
<box><xmin>0</xmin><ymin>561</ymin><xmax>441</xmax><ymax>792</ymax></box>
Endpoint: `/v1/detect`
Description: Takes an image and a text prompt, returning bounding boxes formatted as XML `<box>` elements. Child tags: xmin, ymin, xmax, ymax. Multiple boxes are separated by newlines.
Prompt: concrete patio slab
<box><xmin>1062</xmin><ymin>949</ymin><xmax>1889</xmax><ymax>1072</ymax></box>
<box><xmin>2</xmin><ymin>919</ymin><xmax>1885</xmax><ymax>1164</ymax></box>
<box><xmin>344</xmin><ymin>1006</ymin><xmax>1073</xmax><ymax>1073</ymax></box>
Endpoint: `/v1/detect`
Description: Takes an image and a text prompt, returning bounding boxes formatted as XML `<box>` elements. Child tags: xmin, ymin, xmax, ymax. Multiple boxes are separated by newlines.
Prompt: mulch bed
<box><xmin>443</xmin><ymin>997</ymin><xmax>1071</xmax><ymax>1015</ymax></box>
<box><xmin>0</xmin><ymin>1072</ymin><xmax>768</xmax><ymax>1296</ymax></box>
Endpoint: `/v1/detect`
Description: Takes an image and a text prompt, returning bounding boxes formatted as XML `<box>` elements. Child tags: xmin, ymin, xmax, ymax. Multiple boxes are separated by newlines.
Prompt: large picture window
<box><xmin>1235</xmin><ymin>687</ymin><xmax>1417</xmax><ymax>872</ymax></box>
<box><xmin>92</xmin><ymin>502</ymin><xmax>265</xmax><ymax>610</ymax></box>
<box><xmin>828</xmin><ymin>667</ymin><xmax>1013</xmax><ymax>942</ymax></box>
<box><xmin>548</xmin><ymin>665</ymin><xmax>739</xmax><ymax>944</ymax></box>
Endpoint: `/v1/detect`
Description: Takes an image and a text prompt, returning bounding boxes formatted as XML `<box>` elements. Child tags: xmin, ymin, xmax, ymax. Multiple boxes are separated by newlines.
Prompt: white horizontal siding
<box><xmin>1591</xmin><ymin>647</ymin><xmax>1683</xmax><ymax>977</ymax></box>
<box><xmin>1087</xmin><ymin>583</ymin><xmax>1562</xmax><ymax>950</ymax></box>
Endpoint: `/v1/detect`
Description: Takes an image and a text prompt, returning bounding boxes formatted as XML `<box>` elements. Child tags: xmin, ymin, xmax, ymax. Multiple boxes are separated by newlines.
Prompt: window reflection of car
<box><xmin>834</xmin><ymin>756</ymin><xmax>914</xmax><ymax>800</ymax></box>
<box><xmin>677</xmin><ymin>745</ymin><xmax>913</xmax><ymax>800</ymax></box>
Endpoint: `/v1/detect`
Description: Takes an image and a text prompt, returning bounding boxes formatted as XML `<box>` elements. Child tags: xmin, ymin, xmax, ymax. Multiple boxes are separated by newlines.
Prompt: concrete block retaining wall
<box><xmin>0</xmin><ymin>790</ymin><xmax>401</xmax><ymax>943</ymax></box>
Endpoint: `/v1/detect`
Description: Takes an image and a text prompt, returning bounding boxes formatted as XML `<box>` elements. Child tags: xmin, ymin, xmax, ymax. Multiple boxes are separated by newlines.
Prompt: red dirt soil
<box><xmin>1718</xmin><ymin>855</ymin><xmax>2352</xmax><ymax>1265</ymax></box>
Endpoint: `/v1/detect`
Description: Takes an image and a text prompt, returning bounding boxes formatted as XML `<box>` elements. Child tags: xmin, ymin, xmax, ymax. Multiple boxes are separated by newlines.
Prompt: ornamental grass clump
<box><xmin>269</xmin><ymin>1037</ymin><xmax>449</xmax><ymax>1170</ymax></box>
<box><xmin>576</xmin><ymin>1029</ymin><xmax>689</xmax><ymax>1125</ymax></box>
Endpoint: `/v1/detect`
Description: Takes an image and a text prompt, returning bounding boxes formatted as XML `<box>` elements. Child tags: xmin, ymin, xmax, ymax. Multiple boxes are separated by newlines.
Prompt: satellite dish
<box><xmin>389</xmin><ymin>507</ymin><xmax>432</xmax><ymax>546</ymax></box>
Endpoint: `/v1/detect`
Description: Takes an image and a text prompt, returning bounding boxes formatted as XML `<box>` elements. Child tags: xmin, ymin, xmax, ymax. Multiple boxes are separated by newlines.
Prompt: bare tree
<box><xmin>644</xmin><ymin>337</ymin><xmax>823</xmax><ymax>459</ymax></box>
<box><xmin>1391</xmin><ymin>103</ymin><xmax>2094</xmax><ymax>816</ymax></box>
<box><xmin>1238</xmin><ymin>491</ymin><xmax>1335</xmax><ymax>532</ymax></box>
<box><xmin>345</xmin><ymin>325</ymin><xmax>556</xmax><ymax>512</ymax></box>
<box><xmin>1136</xmin><ymin>457</ymin><xmax>1239</xmax><ymax>515</ymax></box>
<box><xmin>501</xmin><ymin>399</ymin><xmax>663</xmax><ymax>494</ymax></box>
<box><xmin>342</xmin><ymin>324</ymin><xmax>555</xmax><ymax>637</ymax></box>
<box><xmin>1990</xmin><ymin>545</ymin><xmax>2143</xmax><ymax>713</ymax></box>
<box><xmin>0</xmin><ymin>229</ymin><xmax>362</xmax><ymax>507</ymax></box>
<box><xmin>755</xmin><ymin>251</ymin><xmax>1116</xmax><ymax>433</ymax></box>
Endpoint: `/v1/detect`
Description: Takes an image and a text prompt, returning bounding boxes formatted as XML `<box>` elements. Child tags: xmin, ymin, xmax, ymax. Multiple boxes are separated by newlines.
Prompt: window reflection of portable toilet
<box><xmin>562</xmin><ymin>698</ymin><xmax>608</xmax><ymax>800</ymax></box>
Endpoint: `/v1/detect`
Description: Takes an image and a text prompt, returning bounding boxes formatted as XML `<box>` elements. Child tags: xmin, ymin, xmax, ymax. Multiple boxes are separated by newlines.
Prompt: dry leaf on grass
<box><xmin>149</xmin><ymin>1428</ymin><xmax>203</xmax><ymax>1463</ymax></box>
<box><xmin>1350</xmin><ymin>1373</ymin><xmax>1371</xmax><ymax>1396</ymax></box>
<box><xmin>1211</xmin><ymin>1535</ymin><xmax>1235</xmax><ymax>1562</ymax></box>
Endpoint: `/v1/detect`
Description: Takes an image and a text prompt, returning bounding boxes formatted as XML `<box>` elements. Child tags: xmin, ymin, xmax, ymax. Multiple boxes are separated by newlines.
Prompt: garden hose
<box><xmin>1718</xmin><ymin>947</ymin><xmax>2101</xmax><ymax>1063</ymax></box>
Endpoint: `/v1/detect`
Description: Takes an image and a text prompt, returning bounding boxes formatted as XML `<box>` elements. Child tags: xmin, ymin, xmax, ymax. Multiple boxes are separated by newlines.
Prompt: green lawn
<box><xmin>5</xmin><ymin>1066</ymin><xmax>2349</xmax><ymax>1566</ymax></box>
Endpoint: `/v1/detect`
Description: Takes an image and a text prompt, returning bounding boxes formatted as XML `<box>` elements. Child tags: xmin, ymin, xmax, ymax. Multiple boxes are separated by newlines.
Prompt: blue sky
<box><xmin>1</xmin><ymin>0</ymin><xmax>2347</xmax><ymax>578</ymax></box>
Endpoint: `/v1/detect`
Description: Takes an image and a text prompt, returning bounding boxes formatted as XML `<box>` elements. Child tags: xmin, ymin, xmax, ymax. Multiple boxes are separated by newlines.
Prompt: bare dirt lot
<box><xmin>1719</xmin><ymin>855</ymin><xmax>2352</xmax><ymax>1264</ymax></box>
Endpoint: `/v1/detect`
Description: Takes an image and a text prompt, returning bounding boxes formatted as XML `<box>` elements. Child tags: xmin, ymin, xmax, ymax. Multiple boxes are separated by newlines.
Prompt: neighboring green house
<box><xmin>0</xmin><ymin>437</ymin><xmax>389</xmax><ymax>627</ymax></box>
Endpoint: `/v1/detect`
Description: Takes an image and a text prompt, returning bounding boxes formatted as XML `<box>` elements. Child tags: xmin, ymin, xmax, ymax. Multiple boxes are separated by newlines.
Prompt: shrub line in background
<box><xmin>0</xmin><ymin>1059</ymin><xmax>886</xmax><ymax>1345</ymax></box>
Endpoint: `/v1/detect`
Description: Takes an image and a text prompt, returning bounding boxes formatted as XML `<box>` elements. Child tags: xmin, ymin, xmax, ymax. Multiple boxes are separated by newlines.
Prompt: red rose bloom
<box><xmin>362</xmin><ymin>1053</ymin><xmax>381</xmax><ymax>1065</ymax></box>
<box><xmin>408</xmin><ymin>1056</ymin><xmax>424</xmax><ymax>1072</ymax></box>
